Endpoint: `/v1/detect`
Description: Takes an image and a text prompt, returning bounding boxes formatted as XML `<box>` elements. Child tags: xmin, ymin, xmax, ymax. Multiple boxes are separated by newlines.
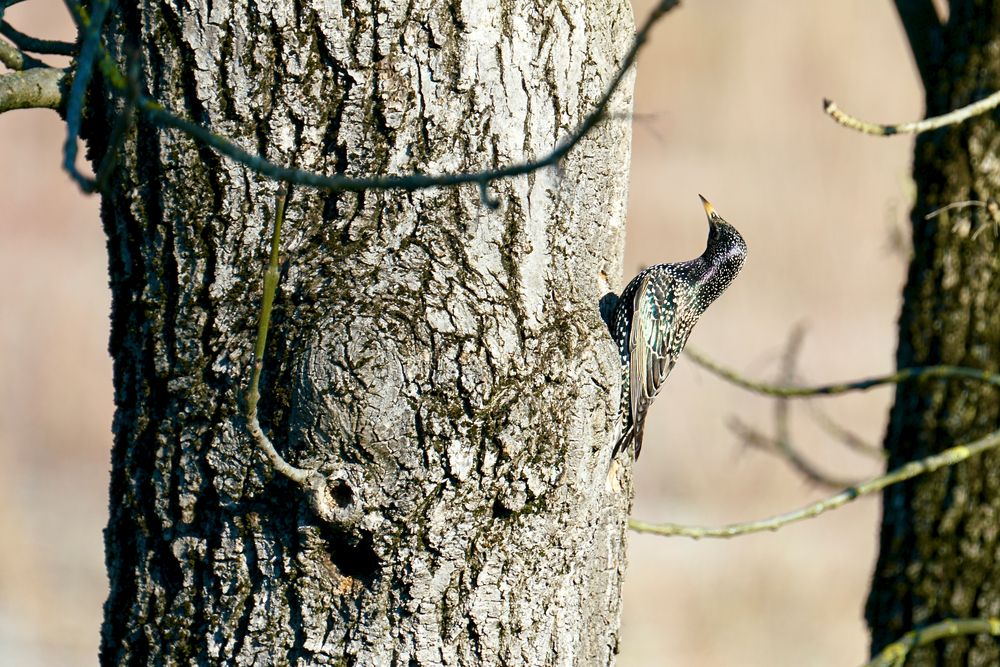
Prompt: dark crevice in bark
<box><xmin>229</xmin><ymin>518</ymin><xmax>260</xmax><ymax>661</ymax></box>
<box><xmin>321</xmin><ymin>524</ymin><xmax>381</xmax><ymax>584</ymax></box>
<box><xmin>287</xmin><ymin>530</ymin><xmax>309</xmax><ymax>662</ymax></box>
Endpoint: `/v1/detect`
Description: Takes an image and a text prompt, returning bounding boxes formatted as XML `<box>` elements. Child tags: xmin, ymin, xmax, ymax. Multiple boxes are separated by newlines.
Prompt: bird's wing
<box><xmin>628</xmin><ymin>273</ymin><xmax>680</xmax><ymax>442</ymax></box>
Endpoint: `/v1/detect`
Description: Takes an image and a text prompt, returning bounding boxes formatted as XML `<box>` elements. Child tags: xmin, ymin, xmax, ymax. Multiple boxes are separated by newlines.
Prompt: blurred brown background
<box><xmin>0</xmin><ymin>0</ymin><xmax>919</xmax><ymax>664</ymax></box>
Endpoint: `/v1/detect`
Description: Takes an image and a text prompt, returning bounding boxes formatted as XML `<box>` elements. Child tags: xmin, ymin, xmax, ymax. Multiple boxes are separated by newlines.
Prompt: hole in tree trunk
<box><xmin>321</xmin><ymin>525</ymin><xmax>380</xmax><ymax>584</ymax></box>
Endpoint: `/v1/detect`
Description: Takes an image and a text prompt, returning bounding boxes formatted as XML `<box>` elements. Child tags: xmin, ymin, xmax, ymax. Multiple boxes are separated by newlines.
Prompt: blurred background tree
<box><xmin>866</xmin><ymin>2</ymin><xmax>1000</xmax><ymax>664</ymax></box>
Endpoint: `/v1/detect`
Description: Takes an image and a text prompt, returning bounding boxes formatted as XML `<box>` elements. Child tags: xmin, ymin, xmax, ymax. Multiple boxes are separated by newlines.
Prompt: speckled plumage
<box><xmin>612</xmin><ymin>196</ymin><xmax>747</xmax><ymax>458</ymax></box>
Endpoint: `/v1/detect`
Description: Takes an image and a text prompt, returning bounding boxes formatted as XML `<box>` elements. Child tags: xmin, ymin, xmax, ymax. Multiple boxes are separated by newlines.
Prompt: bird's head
<box><xmin>694</xmin><ymin>195</ymin><xmax>747</xmax><ymax>302</ymax></box>
<box><xmin>700</xmin><ymin>195</ymin><xmax>747</xmax><ymax>269</ymax></box>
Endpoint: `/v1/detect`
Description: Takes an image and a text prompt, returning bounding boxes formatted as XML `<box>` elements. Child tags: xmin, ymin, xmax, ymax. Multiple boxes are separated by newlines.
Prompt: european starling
<box><xmin>611</xmin><ymin>196</ymin><xmax>747</xmax><ymax>459</ymax></box>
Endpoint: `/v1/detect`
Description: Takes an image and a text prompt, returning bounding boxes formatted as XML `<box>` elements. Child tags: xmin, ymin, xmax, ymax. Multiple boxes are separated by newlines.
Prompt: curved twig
<box><xmin>684</xmin><ymin>347</ymin><xmax>1000</xmax><ymax>397</ymax></box>
<box><xmin>864</xmin><ymin>618</ymin><xmax>1000</xmax><ymax>667</ymax></box>
<box><xmin>75</xmin><ymin>0</ymin><xmax>680</xmax><ymax>196</ymax></box>
<box><xmin>924</xmin><ymin>198</ymin><xmax>1000</xmax><ymax>239</ymax></box>
<box><xmin>823</xmin><ymin>90</ymin><xmax>1000</xmax><ymax>136</ymax></box>
<box><xmin>727</xmin><ymin>327</ymin><xmax>861</xmax><ymax>488</ymax></box>
<box><xmin>771</xmin><ymin>327</ymin><xmax>857</xmax><ymax>487</ymax></box>
<box><xmin>245</xmin><ymin>188</ymin><xmax>313</xmax><ymax>485</ymax></box>
<box><xmin>61</xmin><ymin>0</ymin><xmax>112</xmax><ymax>191</ymax></box>
<box><xmin>925</xmin><ymin>200</ymin><xmax>990</xmax><ymax>220</ymax></box>
<box><xmin>629</xmin><ymin>427</ymin><xmax>1000</xmax><ymax>538</ymax></box>
<box><xmin>0</xmin><ymin>22</ymin><xmax>77</xmax><ymax>56</ymax></box>
<box><xmin>244</xmin><ymin>188</ymin><xmax>343</xmax><ymax>523</ymax></box>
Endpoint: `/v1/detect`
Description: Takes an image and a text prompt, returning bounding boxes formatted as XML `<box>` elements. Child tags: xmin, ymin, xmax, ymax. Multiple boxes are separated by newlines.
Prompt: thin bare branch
<box><xmin>925</xmin><ymin>200</ymin><xmax>990</xmax><ymax>220</ymax></box>
<box><xmin>805</xmin><ymin>402</ymin><xmax>884</xmax><ymax>460</ymax></box>
<box><xmin>772</xmin><ymin>327</ymin><xmax>854</xmax><ymax>487</ymax></box>
<box><xmin>0</xmin><ymin>65</ymin><xmax>66</xmax><ymax>113</ymax></box>
<box><xmin>865</xmin><ymin>618</ymin><xmax>1000</xmax><ymax>667</ymax></box>
<box><xmin>728</xmin><ymin>327</ymin><xmax>860</xmax><ymax>488</ymax></box>
<box><xmin>729</xmin><ymin>417</ymin><xmax>858</xmax><ymax>489</ymax></box>
<box><xmin>245</xmin><ymin>188</ymin><xmax>311</xmax><ymax>484</ymax></box>
<box><xmin>246</xmin><ymin>409</ymin><xmax>315</xmax><ymax>486</ymax></box>
<box><xmin>629</xmin><ymin>428</ymin><xmax>1000</xmax><ymax>539</ymax></box>
<box><xmin>684</xmin><ymin>347</ymin><xmax>1000</xmax><ymax>398</ymax></box>
<box><xmin>924</xmin><ymin>198</ymin><xmax>1000</xmax><ymax>239</ymax></box>
<box><xmin>823</xmin><ymin>89</ymin><xmax>1000</xmax><ymax>137</ymax></box>
<box><xmin>0</xmin><ymin>21</ymin><xmax>77</xmax><ymax>56</ymax></box>
<box><xmin>62</xmin><ymin>0</ymin><xmax>111</xmax><ymax>192</ymax></box>
<box><xmin>74</xmin><ymin>0</ymin><xmax>679</xmax><ymax>197</ymax></box>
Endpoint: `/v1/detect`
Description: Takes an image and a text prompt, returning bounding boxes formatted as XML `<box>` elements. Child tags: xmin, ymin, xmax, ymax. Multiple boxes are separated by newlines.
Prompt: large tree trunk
<box><xmin>91</xmin><ymin>1</ymin><xmax>635</xmax><ymax>664</ymax></box>
<box><xmin>866</xmin><ymin>2</ymin><xmax>1000</xmax><ymax>663</ymax></box>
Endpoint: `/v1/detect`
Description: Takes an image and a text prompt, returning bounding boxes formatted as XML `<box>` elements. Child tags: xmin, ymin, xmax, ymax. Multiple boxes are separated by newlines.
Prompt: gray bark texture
<box><xmin>90</xmin><ymin>0</ymin><xmax>636</xmax><ymax>665</ymax></box>
<box><xmin>866</xmin><ymin>2</ymin><xmax>1000</xmax><ymax>664</ymax></box>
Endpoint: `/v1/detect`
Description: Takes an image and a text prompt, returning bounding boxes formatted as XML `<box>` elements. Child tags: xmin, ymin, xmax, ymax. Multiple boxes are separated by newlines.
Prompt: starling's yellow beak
<box><xmin>699</xmin><ymin>194</ymin><xmax>716</xmax><ymax>219</ymax></box>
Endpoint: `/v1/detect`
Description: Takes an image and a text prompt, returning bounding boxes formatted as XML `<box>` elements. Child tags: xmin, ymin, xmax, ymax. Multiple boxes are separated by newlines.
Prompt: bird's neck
<box><xmin>684</xmin><ymin>251</ymin><xmax>739</xmax><ymax>309</ymax></box>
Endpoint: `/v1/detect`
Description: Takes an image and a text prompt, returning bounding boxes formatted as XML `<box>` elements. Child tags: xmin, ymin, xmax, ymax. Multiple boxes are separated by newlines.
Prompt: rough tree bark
<box><xmin>90</xmin><ymin>1</ymin><xmax>636</xmax><ymax>664</ymax></box>
<box><xmin>867</xmin><ymin>2</ymin><xmax>1000</xmax><ymax>664</ymax></box>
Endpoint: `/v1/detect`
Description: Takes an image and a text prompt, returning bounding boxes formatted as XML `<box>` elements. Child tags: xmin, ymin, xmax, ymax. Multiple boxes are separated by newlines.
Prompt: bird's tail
<box><xmin>610</xmin><ymin>423</ymin><xmax>638</xmax><ymax>461</ymax></box>
<box><xmin>632</xmin><ymin>421</ymin><xmax>645</xmax><ymax>459</ymax></box>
